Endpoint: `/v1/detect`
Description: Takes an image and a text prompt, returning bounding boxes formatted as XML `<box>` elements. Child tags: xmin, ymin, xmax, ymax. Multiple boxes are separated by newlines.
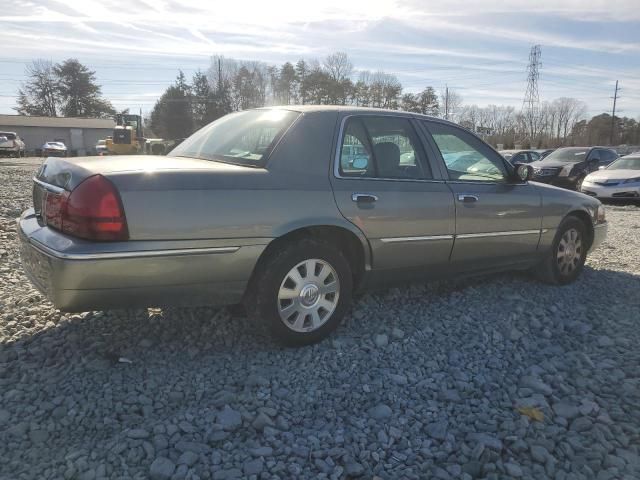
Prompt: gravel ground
<box><xmin>1</xmin><ymin>158</ymin><xmax>640</xmax><ymax>480</ymax></box>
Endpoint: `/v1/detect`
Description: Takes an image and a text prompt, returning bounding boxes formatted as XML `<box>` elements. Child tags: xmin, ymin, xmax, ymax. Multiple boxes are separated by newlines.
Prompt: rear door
<box><xmin>420</xmin><ymin>120</ymin><xmax>542</xmax><ymax>269</ymax></box>
<box><xmin>330</xmin><ymin>114</ymin><xmax>455</xmax><ymax>272</ymax></box>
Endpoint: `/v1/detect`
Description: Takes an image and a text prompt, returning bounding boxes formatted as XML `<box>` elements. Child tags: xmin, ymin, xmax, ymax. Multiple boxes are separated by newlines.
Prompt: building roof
<box><xmin>0</xmin><ymin>114</ymin><xmax>115</xmax><ymax>129</ymax></box>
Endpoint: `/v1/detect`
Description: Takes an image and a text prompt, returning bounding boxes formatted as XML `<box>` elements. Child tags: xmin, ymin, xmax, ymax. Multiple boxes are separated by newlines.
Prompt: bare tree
<box><xmin>553</xmin><ymin>97</ymin><xmax>587</xmax><ymax>144</ymax></box>
<box><xmin>440</xmin><ymin>88</ymin><xmax>463</xmax><ymax>122</ymax></box>
<box><xmin>323</xmin><ymin>52</ymin><xmax>353</xmax><ymax>82</ymax></box>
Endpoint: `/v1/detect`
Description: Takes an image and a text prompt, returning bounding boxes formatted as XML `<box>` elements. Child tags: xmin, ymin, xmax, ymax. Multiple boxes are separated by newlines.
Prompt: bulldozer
<box><xmin>106</xmin><ymin>114</ymin><xmax>145</xmax><ymax>155</ymax></box>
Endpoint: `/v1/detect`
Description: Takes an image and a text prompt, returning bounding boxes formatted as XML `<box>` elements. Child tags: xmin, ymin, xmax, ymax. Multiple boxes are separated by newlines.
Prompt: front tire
<box><xmin>253</xmin><ymin>238</ymin><xmax>353</xmax><ymax>346</ymax></box>
<box><xmin>534</xmin><ymin>215</ymin><xmax>588</xmax><ymax>285</ymax></box>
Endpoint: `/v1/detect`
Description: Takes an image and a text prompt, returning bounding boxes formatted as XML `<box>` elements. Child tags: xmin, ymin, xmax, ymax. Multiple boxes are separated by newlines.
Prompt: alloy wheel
<box><xmin>277</xmin><ymin>259</ymin><xmax>340</xmax><ymax>333</ymax></box>
<box><xmin>557</xmin><ymin>228</ymin><xmax>583</xmax><ymax>275</ymax></box>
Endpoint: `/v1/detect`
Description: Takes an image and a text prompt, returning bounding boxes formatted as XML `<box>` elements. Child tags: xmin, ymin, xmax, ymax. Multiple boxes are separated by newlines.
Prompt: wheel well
<box><xmin>567</xmin><ymin>210</ymin><xmax>594</xmax><ymax>250</ymax></box>
<box><xmin>245</xmin><ymin>226</ymin><xmax>367</xmax><ymax>303</ymax></box>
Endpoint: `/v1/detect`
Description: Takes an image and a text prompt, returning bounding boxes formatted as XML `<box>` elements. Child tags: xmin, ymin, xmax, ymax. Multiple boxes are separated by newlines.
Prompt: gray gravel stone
<box><xmin>426</xmin><ymin>420</ymin><xmax>448</xmax><ymax>441</ymax></box>
<box><xmin>252</xmin><ymin>412</ymin><xmax>275</xmax><ymax>431</ymax></box>
<box><xmin>149</xmin><ymin>457</ymin><xmax>175</xmax><ymax>480</ymax></box>
<box><xmin>243</xmin><ymin>458</ymin><xmax>263</xmax><ymax>476</ymax></box>
<box><xmin>504</xmin><ymin>462</ymin><xmax>523</xmax><ymax>477</ymax></box>
<box><xmin>217</xmin><ymin>406</ymin><xmax>242</xmax><ymax>431</ymax></box>
<box><xmin>374</xmin><ymin>334</ymin><xmax>388</xmax><ymax>347</ymax></box>
<box><xmin>368</xmin><ymin>403</ymin><xmax>392</xmax><ymax>420</ymax></box>
<box><xmin>520</xmin><ymin>375</ymin><xmax>553</xmax><ymax>395</ymax></box>
<box><xmin>553</xmin><ymin>402</ymin><xmax>580</xmax><ymax>419</ymax></box>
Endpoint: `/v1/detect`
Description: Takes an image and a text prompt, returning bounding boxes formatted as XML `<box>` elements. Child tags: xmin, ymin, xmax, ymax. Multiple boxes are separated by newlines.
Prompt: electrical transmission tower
<box><xmin>521</xmin><ymin>45</ymin><xmax>542</xmax><ymax>144</ymax></box>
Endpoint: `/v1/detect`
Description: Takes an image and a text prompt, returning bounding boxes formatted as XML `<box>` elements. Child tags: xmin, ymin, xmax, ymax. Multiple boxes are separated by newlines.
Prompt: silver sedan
<box><xmin>19</xmin><ymin>106</ymin><xmax>607</xmax><ymax>345</ymax></box>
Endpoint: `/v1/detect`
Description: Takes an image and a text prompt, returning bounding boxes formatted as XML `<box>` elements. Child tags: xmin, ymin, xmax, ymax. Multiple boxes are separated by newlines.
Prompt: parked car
<box><xmin>499</xmin><ymin>149</ymin><xmax>541</xmax><ymax>165</ymax></box>
<box><xmin>41</xmin><ymin>141</ymin><xmax>67</xmax><ymax>157</ymax></box>
<box><xmin>19</xmin><ymin>107</ymin><xmax>607</xmax><ymax>345</ymax></box>
<box><xmin>581</xmin><ymin>154</ymin><xmax>640</xmax><ymax>201</ymax></box>
<box><xmin>535</xmin><ymin>148</ymin><xmax>555</xmax><ymax>159</ymax></box>
<box><xmin>531</xmin><ymin>146</ymin><xmax>618</xmax><ymax>191</ymax></box>
<box><xmin>0</xmin><ymin>131</ymin><xmax>26</xmax><ymax>157</ymax></box>
<box><xmin>95</xmin><ymin>139</ymin><xmax>108</xmax><ymax>156</ymax></box>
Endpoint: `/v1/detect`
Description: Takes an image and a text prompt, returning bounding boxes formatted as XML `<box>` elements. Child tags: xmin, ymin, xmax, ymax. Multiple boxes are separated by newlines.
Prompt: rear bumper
<box><xmin>581</xmin><ymin>182</ymin><xmax>640</xmax><ymax>199</ymax></box>
<box><xmin>18</xmin><ymin>209</ymin><xmax>266</xmax><ymax>312</ymax></box>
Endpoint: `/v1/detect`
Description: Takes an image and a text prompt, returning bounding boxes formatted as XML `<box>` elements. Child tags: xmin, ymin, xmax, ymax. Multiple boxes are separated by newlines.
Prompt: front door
<box><xmin>330</xmin><ymin>115</ymin><xmax>455</xmax><ymax>272</ymax></box>
<box><xmin>421</xmin><ymin>120</ymin><xmax>542</xmax><ymax>269</ymax></box>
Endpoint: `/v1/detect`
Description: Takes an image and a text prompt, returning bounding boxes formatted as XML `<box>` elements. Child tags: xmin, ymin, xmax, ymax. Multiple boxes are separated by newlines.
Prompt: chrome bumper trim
<box><xmin>33</xmin><ymin>177</ymin><xmax>66</xmax><ymax>194</ymax></box>
<box><xmin>29</xmin><ymin>239</ymin><xmax>239</xmax><ymax>260</ymax></box>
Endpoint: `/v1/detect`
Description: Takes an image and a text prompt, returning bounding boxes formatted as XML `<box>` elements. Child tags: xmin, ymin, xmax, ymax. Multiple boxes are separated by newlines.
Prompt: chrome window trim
<box><xmin>380</xmin><ymin>234</ymin><xmax>454</xmax><ymax>243</ymax></box>
<box><xmin>456</xmin><ymin>229</ymin><xmax>541</xmax><ymax>239</ymax></box>
<box><xmin>333</xmin><ymin>114</ymin><xmax>444</xmax><ymax>184</ymax></box>
<box><xmin>29</xmin><ymin>240</ymin><xmax>240</xmax><ymax>260</ymax></box>
<box><xmin>33</xmin><ymin>177</ymin><xmax>65</xmax><ymax>194</ymax></box>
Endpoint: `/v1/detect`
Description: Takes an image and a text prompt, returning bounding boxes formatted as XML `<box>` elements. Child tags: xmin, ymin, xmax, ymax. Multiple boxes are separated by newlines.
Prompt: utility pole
<box><xmin>444</xmin><ymin>85</ymin><xmax>449</xmax><ymax>120</ymax></box>
<box><xmin>610</xmin><ymin>80</ymin><xmax>619</xmax><ymax>146</ymax></box>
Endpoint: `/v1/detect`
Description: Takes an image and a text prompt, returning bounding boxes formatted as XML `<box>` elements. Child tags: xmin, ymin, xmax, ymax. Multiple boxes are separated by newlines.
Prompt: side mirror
<box><xmin>598</xmin><ymin>165</ymin><xmax>606</xmax><ymax>170</ymax></box>
<box><xmin>516</xmin><ymin>164</ymin><xmax>533</xmax><ymax>182</ymax></box>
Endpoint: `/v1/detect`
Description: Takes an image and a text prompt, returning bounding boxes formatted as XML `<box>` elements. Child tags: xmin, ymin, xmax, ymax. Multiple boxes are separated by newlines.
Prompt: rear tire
<box><xmin>253</xmin><ymin>238</ymin><xmax>352</xmax><ymax>346</ymax></box>
<box><xmin>534</xmin><ymin>215</ymin><xmax>588</xmax><ymax>285</ymax></box>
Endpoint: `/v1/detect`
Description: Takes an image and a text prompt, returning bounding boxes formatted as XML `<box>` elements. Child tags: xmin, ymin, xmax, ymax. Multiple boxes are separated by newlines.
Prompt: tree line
<box><xmin>14</xmin><ymin>55</ymin><xmax>640</xmax><ymax>148</ymax></box>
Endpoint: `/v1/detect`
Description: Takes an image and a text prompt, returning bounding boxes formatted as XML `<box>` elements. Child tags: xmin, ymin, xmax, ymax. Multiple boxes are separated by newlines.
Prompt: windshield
<box><xmin>607</xmin><ymin>156</ymin><xmax>640</xmax><ymax>170</ymax></box>
<box><xmin>0</xmin><ymin>132</ymin><xmax>16</xmax><ymax>140</ymax></box>
<box><xmin>169</xmin><ymin>109</ymin><xmax>299</xmax><ymax>166</ymax></box>
<box><xmin>543</xmin><ymin>147</ymin><xmax>588</xmax><ymax>162</ymax></box>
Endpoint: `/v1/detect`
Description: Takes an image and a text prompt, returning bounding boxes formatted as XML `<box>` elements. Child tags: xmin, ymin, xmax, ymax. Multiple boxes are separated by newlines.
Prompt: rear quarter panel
<box><xmin>110</xmin><ymin>111</ymin><xmax>353</xmax><ymax>246</ymax></box>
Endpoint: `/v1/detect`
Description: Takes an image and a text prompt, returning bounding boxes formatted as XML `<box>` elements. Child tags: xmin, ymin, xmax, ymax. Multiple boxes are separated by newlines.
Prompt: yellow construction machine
<box><xmin>106</xmin><ymin>114</ymin><xmax>145</xmax><ymax>155</ymax></box>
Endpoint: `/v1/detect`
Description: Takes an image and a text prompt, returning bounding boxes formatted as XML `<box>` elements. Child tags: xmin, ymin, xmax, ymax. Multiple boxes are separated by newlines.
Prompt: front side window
<box><xmin>338</xmin><ymin>116</ymin><xmax>430</xmax><ymax>180</ymax></box>
<box><xmin>601</xmin><ymin>149</ymin><xmax>619</xmax><ymax>163</ymax></box>
<box><xmin>425</xmin><ymin>122</ymin><xmax>507</xmax><ymax>182</ymax></box>
<box><xmin>169</xmin><ymin>109</ymin><xmax>299</xmax><ymax>166</ymax></box>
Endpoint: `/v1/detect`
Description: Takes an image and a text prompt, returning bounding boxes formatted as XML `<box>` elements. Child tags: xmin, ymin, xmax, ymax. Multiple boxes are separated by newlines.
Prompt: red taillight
<box><xmin>63</xmin><ymin>175</ymin><xmax>129</xmax><ymax>241</ymax></box>
<box><xmin>43</xmin><ymin>175</ymin><xmax>128</xmax><ymax>241</ymax></box>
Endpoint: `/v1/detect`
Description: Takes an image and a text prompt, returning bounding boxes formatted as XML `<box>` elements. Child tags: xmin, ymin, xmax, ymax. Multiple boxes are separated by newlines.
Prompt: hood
<box><xmin>585</xmin><ymin>169</ymin><xmax>640</xmax><ymax>181</ymax></box>
<box><xmin>36</xmin><ymin>155</ymin><xmax>263</xmax><ymax>191</ymax></box>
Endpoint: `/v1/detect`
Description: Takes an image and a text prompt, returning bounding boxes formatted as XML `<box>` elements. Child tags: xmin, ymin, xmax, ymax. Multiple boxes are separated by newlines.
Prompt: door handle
<box><xmin>352</xmin><ymin>193</ymin><xmax>378</xmax><ymax>203</ymax></box>
<box><xmin>457</xmin><ymin>194</ymin><xmax>479</xmax><ymax>203</ymax></box>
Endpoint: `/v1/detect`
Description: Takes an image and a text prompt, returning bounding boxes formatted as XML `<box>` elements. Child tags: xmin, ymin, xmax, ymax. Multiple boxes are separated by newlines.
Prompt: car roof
<box><xmin>253</xmin><ymin>104</ymin><xmax>448</xmax><ymax>122</ymax></box>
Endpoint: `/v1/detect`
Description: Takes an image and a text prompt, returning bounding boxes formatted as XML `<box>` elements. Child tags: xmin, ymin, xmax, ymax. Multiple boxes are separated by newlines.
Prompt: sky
<box><xmin>1</xmin><ymin>0</ymin><xmax>639</xmax><ymax>118</ymax></box>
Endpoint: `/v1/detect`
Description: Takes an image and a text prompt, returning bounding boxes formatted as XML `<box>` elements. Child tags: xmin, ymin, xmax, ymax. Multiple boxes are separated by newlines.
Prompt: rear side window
<box><xmin>338</xmin><ymin>116</ymin><xmax>431</xmax><ymax>180</ymax></box>
<box><xmin>169</xmin><ymin>109</ymin><xmax>299</xmax><ymax>167</ymax></box>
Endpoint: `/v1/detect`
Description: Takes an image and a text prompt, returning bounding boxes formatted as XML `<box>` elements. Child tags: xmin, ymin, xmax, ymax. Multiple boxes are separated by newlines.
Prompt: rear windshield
<box><xmin>544</xmin><ymin>148</ymin><xmax>588</xmax><ymax>162</ymax></box>
<box><xmin>0</xmin><ymin>132</ymin><xmax>16</xmax><ymax>140</ymax></box>
<box><xmin>169</xmin><ymin>109</ymin><xmax>299</xmax><ymax>167</ymax></box>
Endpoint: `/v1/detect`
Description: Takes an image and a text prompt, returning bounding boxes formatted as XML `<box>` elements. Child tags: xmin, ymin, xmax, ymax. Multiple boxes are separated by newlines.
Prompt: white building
<box><xmin>0</xmin><ymin>115</ymin><xmax>115</xmax><ymax>156</ymax></box>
